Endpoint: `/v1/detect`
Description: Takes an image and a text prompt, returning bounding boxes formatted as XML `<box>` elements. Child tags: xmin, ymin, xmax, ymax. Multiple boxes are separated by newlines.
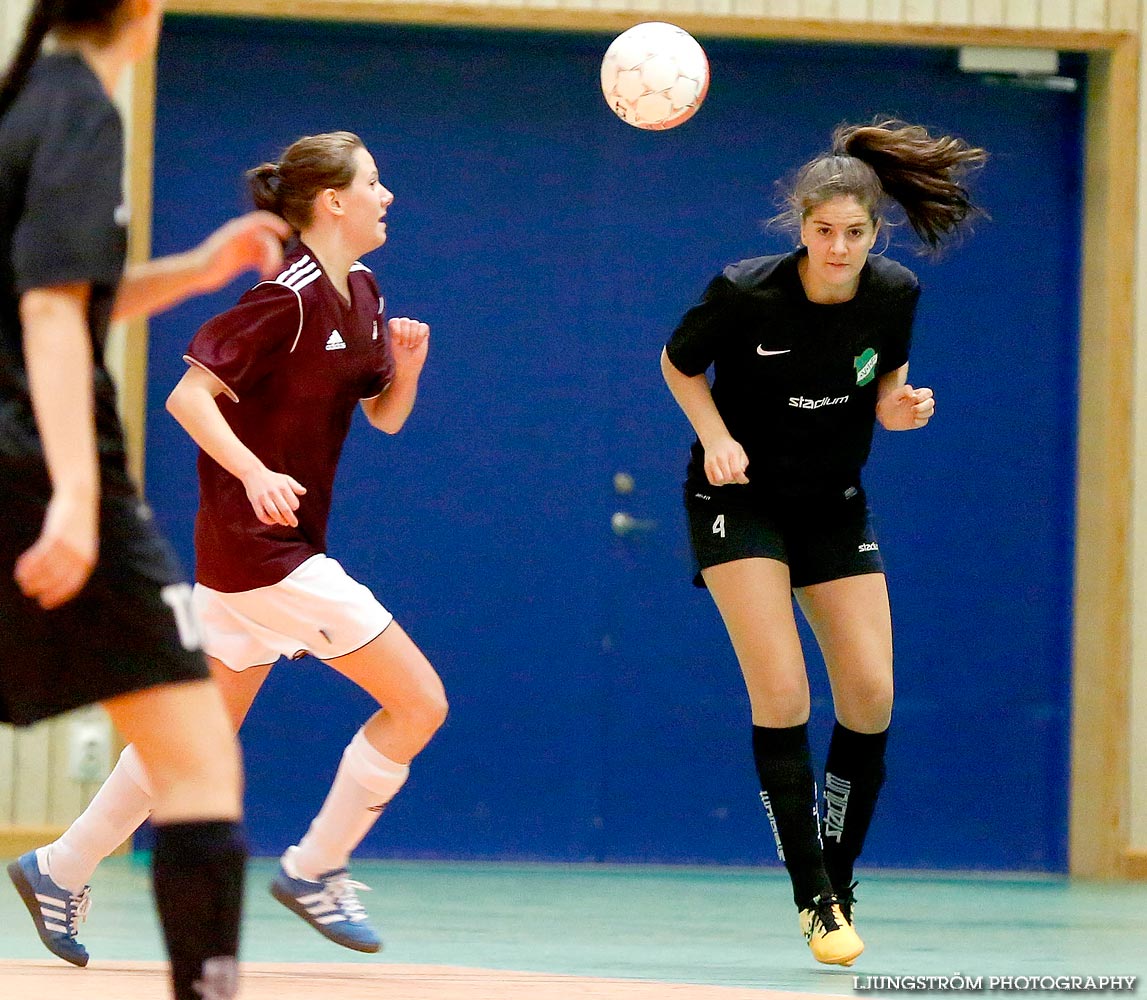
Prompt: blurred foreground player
<box><xmin>1</xmin><ymin>0</ymin><xmax>289</xmax><ymax>996</ymax></box>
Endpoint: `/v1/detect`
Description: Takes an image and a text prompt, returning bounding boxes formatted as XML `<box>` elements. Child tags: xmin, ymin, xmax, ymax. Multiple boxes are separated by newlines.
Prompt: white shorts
<box><xmin>192</xmin><ymin>554</ymin><xmax>393</xmax><ymax>672</ymax></box>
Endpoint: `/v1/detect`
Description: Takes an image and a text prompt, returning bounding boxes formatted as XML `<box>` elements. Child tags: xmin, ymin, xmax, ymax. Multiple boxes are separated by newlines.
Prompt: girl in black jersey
<box><xmin>0</xmin><ymin>1</ymin><xmax>288</xmax><ymax>997</ymax></box>
<box><xmin>662</xmin><ymin>120</ymin><xmax>986</xmax><ymax>967</ymax></box>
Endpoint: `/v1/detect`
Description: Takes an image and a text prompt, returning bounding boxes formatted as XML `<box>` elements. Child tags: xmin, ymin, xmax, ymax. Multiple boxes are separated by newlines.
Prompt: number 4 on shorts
<box><xmin>712</xmin><ymin>514</ymin><xmax>726</xmax><ymax>539</ymax></box>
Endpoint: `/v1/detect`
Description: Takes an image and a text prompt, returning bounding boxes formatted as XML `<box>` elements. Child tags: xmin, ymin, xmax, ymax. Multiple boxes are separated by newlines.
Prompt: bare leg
<box><xmin>102</xmin><ymin>679</ymin><xmax>245</xmax><ymax>1000</ymax></box>
<box><xmin>102</xmin><ymin>678</ymin><xmax>241</xmax><ymax>824</ymax></box>
<box><xmin>272</xmin><ymin>624</ymin><xmax>448</xmax><ymax>953</ymax></box>
<box><xmin>324</xmin><ymin>622</ymin><xmax>448</xmax><ymax>763</ymax></box>
<box><xmin>205</xmin><ymin>655</ymin><xmax>273</xmax><ymax>732</ymax></box>
<box><xmin>795</xmin><ymin>572</ymin><xmax>893</xmax><ymax>733</ymax></box>
<box><xmin>702</xmin><ymin>557</ymin><xmax>860</xmax><ymax>965</ymax></box>
<box><xmin>702</xmin><ymin>557</ymin><xmax>808</xmax><ymax>726</ymax></box>
<box><xmin>292</xmin><ymin>623</ymin><xmax>448</xmax><ymax>873</ymax></box>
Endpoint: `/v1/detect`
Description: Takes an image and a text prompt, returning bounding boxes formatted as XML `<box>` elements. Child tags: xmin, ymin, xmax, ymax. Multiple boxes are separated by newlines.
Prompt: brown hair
<box><xmin>0</xmin><ymin>0</ymin><xmax>128</xmax><ymax>120</ymax></box>
<box><xmin>779</xmin><ymin>119</ymin><xmax>988</xmax><ymax>253</ymax></box>
<box><xmin>247</xmin><ymin>131</ymin><xmax>366</xmax><ymax>232</ymax></box>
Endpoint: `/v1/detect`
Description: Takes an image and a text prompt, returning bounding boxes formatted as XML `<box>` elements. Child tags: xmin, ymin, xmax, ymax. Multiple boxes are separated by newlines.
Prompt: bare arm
<box><xmin>361</xmin><ymin>318</ymin><xmax>430</xmax><ymax>434</ymax></box>
<box><xmin>660</xmin><ymin>346</ymin><xmax>749</xmax><ymax>485</ymax></box>
<box><xmin>15</xmin><ymin>285</ymin><xmax>99</xmax><ymax>608</ymax></box>
<box><xmin>875</xmin><ymin>363</ymin><xmax>935</xmax><ymax>431</ymax></box>
<box><xmin>166</xmin><ymin>365</ymin><xmax>306</xmax><ymax>527</ymax></box>
<box><xmin>113</xmin><ymin>211</ymin><xmax>290</xmax><ymax>321</ymax></box>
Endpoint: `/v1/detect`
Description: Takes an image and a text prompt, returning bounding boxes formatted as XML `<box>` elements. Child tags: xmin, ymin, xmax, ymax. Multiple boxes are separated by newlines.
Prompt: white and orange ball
<box><xmin>600</xmin><ymin>22</ymin><xmax>710</xmax><ymax>131</ymax></box>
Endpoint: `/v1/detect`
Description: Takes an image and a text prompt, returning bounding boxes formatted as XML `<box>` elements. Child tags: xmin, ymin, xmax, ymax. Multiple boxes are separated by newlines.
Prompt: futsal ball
<box><xmin>600</xmin><ymin>22</ymin><xmax>710</xmax><ymax>131</ymax></box>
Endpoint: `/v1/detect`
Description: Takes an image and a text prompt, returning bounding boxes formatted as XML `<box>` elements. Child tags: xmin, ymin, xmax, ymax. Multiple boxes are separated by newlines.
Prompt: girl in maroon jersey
<box><xmin>32</xmin><ymin>131</ymin><xmax>446</xmax><ymax>955</ymax></box>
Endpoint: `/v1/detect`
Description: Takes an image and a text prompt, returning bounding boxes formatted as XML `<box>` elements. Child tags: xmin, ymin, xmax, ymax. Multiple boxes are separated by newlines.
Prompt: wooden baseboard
<box><xmin>0</xmin><ymin>826</ymin><xmax>67</xmax><ymax>861</ymax></box>
<box><xmin>1125</xmin><ymin>849</ymin><xmax>1147</xmax><ymax>880</ymax></box>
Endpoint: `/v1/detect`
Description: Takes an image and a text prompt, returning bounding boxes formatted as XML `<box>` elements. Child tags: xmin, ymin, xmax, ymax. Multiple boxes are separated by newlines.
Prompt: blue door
<box><xmin>148</xmin><ymin>19</ymin><xmax>1081</xmax><ymax>870</ymax></box>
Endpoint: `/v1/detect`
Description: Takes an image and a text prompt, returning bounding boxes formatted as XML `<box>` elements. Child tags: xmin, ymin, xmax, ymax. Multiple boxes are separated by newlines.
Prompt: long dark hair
<box><xmin>778</xmin><ymin>119</ymin><xmax>988</xmax><ymax>253</ymax></box>
<box><xmin>247</xmin><ymin>132</ymin><xmax>365</xmax><ymax>232</ymax></box>
<box><xmin>0</xmin><ymin>0</ymin><xmax>127</xmax><ymax>120</ymax></box>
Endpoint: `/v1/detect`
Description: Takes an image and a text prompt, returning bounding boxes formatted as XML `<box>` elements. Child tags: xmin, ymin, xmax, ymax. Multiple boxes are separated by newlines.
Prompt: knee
<box><xmin>142</xmin><ymin>735</ymin><xmax>243</xmax><ymax>821</ymax></box>
<box><xmin>834</xmin><ymin>673</ymin><xmax>893</xmax><ymax>731</ymax></box>
<box><xmin>405</xmin><ymin>685</ymin><xmax>449</xmax><ymax>739</ymax></box>
<box><xmin>747</xmin><ymin>675</ymin><xmax>810</xmax><ymax>728</ymax></box>
<box><xmin>424</xmin><ymin>688</ymin><xmax>449</xmax><ymax>733</ymax></box>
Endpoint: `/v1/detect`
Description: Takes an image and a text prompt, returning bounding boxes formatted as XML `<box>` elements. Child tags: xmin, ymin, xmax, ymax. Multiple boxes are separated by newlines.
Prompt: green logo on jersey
<box><xmin>854</xmin><ymin>348</ymin><xmax>878</xmax><ymax>386</ymax></box>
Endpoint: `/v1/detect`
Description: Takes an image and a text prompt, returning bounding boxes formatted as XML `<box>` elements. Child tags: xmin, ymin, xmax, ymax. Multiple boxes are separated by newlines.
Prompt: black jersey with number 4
<box><xmin>0</xmin><ymin>53</ymin><xmax>128</xmax><ymax>473</ymax></box>
<box><xmin>666</xmin><ymin>248</ymin><xmax>919</xmax><ymax>501</ymax></box>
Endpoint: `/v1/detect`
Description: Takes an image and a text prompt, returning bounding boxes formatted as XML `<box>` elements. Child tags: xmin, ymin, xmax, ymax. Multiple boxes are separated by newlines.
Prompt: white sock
<box><xmin>292</xmin><ymin>728</ymin><xmax>409</xmax><ymax>881</ymax></box>
<box><xmin>45</xmin><ymin>745</ymin><xmax>154</xmax><ymax>894</ymax></box>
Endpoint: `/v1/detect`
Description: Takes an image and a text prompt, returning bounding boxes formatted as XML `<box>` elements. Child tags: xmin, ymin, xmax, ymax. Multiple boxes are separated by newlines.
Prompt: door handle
<box><xmin>611</xmin><ymin>511</ymin><xmax>657</xmax><ymax>537</ymax></box>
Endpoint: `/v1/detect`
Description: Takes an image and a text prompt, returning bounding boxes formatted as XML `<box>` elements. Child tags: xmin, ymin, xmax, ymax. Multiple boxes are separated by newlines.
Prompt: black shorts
<box><xmin>0</xmin><ymin>462</ymin><xmax>209</xmax><ymax>726</ymax></box>
<box><xmin>685</xmin><ymin>484</ymin><xmax>884</xmax><ymax>589</ymax></box>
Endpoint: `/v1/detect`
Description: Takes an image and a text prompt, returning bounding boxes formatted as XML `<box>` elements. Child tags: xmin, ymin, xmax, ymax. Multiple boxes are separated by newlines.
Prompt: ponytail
<box><xmin>245</xmin><ymin>132</ymin><xmax>364</xmax><ymax>231</ymax></box>
<box><xmin>0</xmin><ymin>0</ymin><xmax>129</xmax><ymax>122</ymax></box>
<box><xmin>834</xmin><ymin>119</ymin><xmax>988</xmax><ymax>250</ymax></box>
<box><xmin>248</xmin><ymin>162</ymin><xmax>283</xmax><ymax>217</ymax></box>
<box><xmin>0</xmin><ymin>0</ymin><xmax>54</xmax><ymax>121</ymax></box>
<box><xmin>777</xmin><ymin>118</ymin><xmax>988</xmax><ymax>254</ymax></box>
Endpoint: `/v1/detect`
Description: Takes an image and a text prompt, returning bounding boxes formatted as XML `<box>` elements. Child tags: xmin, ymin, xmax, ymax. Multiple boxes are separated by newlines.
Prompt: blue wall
<box><xmin>147</xmin><ymin>18</ymin><xmax>1082</xmax><ymax>871</ymax></box>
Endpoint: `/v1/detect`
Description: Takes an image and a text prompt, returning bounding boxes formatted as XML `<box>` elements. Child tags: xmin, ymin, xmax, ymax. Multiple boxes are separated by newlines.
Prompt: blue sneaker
<box><xmin>7</xmin><ymin>850</ymin><xmax>91</xmax><ymax>967</ymax></box>
<box><xmin>269</xmin><ymin>848</ymin><xmax>381</xmax><ymax>953</ymax></box>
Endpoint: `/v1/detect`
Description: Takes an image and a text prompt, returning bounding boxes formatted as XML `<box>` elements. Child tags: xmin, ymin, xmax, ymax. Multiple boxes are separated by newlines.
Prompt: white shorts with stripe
<box><xmin>192</xmin><ymin>554</ymin><xmax>393</xmax><ymax>672</ymax></box>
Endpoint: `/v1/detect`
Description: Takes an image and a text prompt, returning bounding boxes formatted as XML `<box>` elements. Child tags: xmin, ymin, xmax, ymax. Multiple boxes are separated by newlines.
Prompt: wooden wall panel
<box><xmin>159</xmin><ymin>0</ymin><xmax>1139</xmax><ymax>27</ymax></box>
<box><xmin>1040</xmin><ymin>0</ymin><xmax>1076</xmax><ymax>25</ymax></box>
<box><xmin>0</xmin><ymin>726</ymin><xmax>15</xmax><ymax>823</ymax></box>
<box><xmin>1074</xmin><ymin>0</ymin><xmax>1110</xmax><ymax>29</ymax></box>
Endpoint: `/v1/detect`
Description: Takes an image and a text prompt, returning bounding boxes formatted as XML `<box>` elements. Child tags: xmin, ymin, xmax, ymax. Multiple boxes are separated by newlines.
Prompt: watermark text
<box><xmin>853</xmin><ymin>976</ymin><xmax>1138</xmax><ymax>993</ymax></box>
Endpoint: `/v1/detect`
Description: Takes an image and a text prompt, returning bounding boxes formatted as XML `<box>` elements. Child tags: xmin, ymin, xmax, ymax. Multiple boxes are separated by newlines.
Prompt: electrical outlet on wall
<box><xmin>68</xmin><ymin>718</ymin><xmax>112</xmax><ymax>783</ymax></box>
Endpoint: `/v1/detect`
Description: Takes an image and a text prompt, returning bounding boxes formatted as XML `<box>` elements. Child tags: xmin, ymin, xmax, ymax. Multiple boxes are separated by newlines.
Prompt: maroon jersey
<box><xmin>185</xmin><ymin>244</ymin><xmax>394</xmax><ymax>592</ymax></box>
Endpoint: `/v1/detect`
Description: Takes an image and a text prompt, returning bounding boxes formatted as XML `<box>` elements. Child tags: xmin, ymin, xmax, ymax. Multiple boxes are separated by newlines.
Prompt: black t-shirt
<box><xmin>666</xmin><ymin>248</ymin><xmax>919</xmax><ymax>503</ymax></box>
<box><xmin>0</xmin><ymin>53</ymin><xmax>128</xmax><ymax>474</ymax></box>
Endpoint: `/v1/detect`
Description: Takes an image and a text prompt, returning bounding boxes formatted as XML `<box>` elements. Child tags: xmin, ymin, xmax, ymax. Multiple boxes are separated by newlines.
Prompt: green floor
<box><xmin>2</xmin><ymin>858</ymin><xmax>1145</xmax><ymax>994</ymax></box>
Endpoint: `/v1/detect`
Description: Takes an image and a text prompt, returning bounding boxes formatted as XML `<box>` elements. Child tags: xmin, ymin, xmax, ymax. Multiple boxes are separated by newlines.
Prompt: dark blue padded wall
<box><xmin>147</xmin><ymin>18</ymin><xmax>1081</xmax><ymax>870</ymax></box>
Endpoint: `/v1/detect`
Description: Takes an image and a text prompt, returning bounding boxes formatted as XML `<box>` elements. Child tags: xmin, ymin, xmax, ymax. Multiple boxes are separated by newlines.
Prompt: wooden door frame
<box><xmin>129</xmin><ymin>6</ymin><xmax>1137</xmax><ymax>877</ymax></box>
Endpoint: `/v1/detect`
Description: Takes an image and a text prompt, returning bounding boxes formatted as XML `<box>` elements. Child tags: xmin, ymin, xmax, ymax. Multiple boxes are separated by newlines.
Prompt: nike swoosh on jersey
<box><xmin>757</xmin><ymin>346</ymin><xmax>792</xmax><ymax>356</ymax></box>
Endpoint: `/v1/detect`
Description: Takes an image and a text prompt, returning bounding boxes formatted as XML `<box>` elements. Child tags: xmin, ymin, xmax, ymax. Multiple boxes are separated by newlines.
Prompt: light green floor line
<box><xmin>2</xmin><ymin>858</ymin><xmax>1145</xmax><ymax>994</ymax></box>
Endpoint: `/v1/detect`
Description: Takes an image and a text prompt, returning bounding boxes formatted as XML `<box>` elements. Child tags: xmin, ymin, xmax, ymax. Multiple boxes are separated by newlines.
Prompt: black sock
<box><xmin>752</xmin><ymin>724</ymin><xmax>833</xmax><ymax>908</ymax></box>
<box><xmin>822</xmin><ymin>722</ymin><xmax>888</xmax><ymax>892</ymax></box>
<box><xmin>152</xmin><ymin>820</ymin><xmax>246</xmax><ymax>1000</ymax></box>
